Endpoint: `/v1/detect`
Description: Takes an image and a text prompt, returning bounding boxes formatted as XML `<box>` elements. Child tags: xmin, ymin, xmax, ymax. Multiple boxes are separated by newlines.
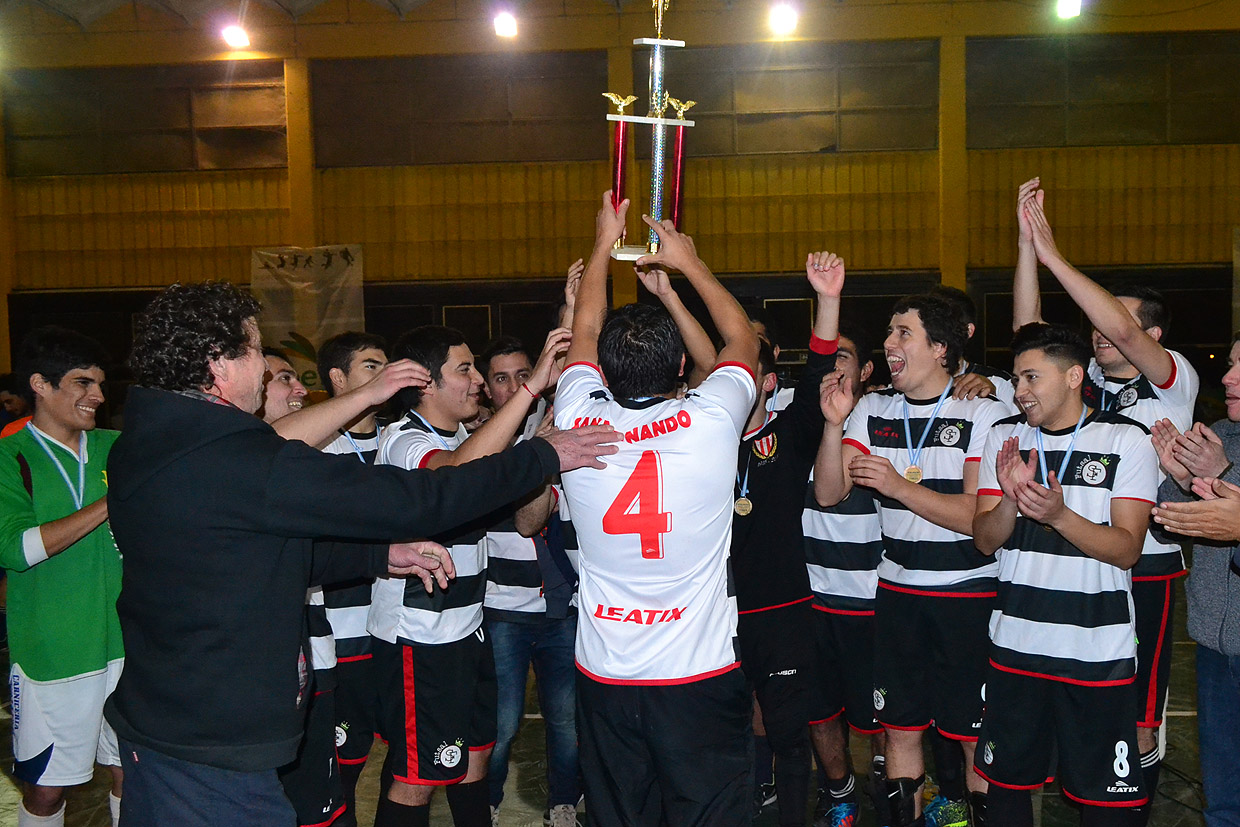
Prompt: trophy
<box><xmin>604</xmin><ymin>0</ymin><xmax>696</xmax><ymax>260</ymax></box>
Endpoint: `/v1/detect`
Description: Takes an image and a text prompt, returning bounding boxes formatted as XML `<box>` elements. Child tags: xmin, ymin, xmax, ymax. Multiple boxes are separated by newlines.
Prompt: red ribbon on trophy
<box><xmin>667</xmin><ymin>97</ymin><xmax>695</xmax><ymax>229</ymax></box>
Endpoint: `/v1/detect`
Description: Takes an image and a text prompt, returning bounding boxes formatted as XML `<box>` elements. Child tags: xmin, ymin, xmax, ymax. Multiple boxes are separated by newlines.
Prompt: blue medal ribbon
<box><xmin>408</xmin><ymin>411</ymin><xmax>455</xmax><ymax>451</ymax></box>
<box><xmin>1034</xmin><ymin>406</ymin><xmax>1088</xmax><ymax>488</ymax></box>
<box><xmin>902</xmin><ymin>380</ymin><xmax>954</xmax><ymax>474</ymax></box>
<box><xmin>342</xmin><ymin>431</ymin><xmax>367</xmax><ymax>463</ymax></box>
<box><xmin>26</xmin><ymin>424</ymin><xmax>86</xmax><ymax>510</ymax></box>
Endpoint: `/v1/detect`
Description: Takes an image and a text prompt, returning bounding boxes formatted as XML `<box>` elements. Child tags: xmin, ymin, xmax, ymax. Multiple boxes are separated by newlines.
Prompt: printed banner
<box><xmin>251</xmin><ymin>245</ymin><xmax>364</xmax><ymax>392</ymax></box>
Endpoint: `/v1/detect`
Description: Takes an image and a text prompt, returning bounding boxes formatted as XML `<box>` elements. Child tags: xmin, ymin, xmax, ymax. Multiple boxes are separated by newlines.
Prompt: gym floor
<box><xmin>0</xmin><ymin>575</ymin><xmax>1204</xmax><ymax>827</ymax></box>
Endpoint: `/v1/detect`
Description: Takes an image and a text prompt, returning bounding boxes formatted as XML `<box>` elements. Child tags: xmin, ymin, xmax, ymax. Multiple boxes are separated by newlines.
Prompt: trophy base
<box><xmin>610</xmin><ymin>245</ymin><xmax>652</xmax><ymax>261</ymax></box>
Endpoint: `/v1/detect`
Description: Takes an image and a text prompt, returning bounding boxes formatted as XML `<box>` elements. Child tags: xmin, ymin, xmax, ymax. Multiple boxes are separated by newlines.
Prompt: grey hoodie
<box><xmin>1156</xmin><ymin>418</ymin><xmax>1240</xmax><ymax>656</ymax></box>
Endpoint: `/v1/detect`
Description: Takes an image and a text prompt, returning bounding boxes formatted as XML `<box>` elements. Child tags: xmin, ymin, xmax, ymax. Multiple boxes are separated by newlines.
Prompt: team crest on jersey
<box><xmin>1118</xmin><ymin>387</ymin><xmax>1139</xmax><ymax>408</ymax></box>
<box><xmin>1080</xmin><ymin>457</ymin><xmax>1110</xmax><ymax>486</ymax></box>
<box><xmin>872</xmin><ymin>687</ymin><xmax>886</xmax><ymax>710</ymax></box>
<box><xmin>435</xmin><ymin>739</ymin><xmax>464</xmax><ymax>769</ymax></box>
<box><xmin>752</xmin><ymin>434</ymin><xmax>778</xmax><ymax>460</ymax></box>
<box><xmin>983</xmin><ymin>741</ymin><xmax>994</xmax><ymax>765</ymax></box>
<box><xmin>936</xmin><ymin>422</ymin><xmax>964</xmax><ymax>447</ymax></box>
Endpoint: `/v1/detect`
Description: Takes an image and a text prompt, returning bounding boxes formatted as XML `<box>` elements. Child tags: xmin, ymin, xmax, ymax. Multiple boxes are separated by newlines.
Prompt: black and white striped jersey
<box><xmin>322</xmin><ymin>428</ymin><xmax>379</xmax><ymax>660</ymax></box>
<box><xmin>1084</xmin><ymin>350</ymin><xmax>1197</xmax><ymax>581</ymax></box>
<box><xmin>843</xmin><ymin>388</ymin><xmax>1008</xmax><ymax>595</ymax></box>
<box><xmin>370</xmin><ymin>415</ymin><xmax>490</xmax><ymax>646</ymax></box>
<box><xmin>978</xmin><ymin>410</ymin><xmax>1158</xmax><ymax>684</ymax></box>
<box><xmin>803</xmin><ymin>478</ymin><xmax>883</xmax><ymax>615</ymax></box>
<box><xmin>484</xmin><ymin>485</ymin><xmax>580</xmax><ymax>621</ymax></box>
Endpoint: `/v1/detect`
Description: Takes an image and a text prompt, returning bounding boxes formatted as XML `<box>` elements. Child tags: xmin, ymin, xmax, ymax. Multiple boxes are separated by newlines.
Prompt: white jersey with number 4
<box><xmin>554</xmin><ymin>361</ymin><xmax>757</xmax><ymax>685</ymax></box>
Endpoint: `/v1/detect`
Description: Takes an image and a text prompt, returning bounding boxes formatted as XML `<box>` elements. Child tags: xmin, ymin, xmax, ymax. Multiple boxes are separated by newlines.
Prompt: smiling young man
<box><xmin>370</xmin><ymin>324</ymin><xmax>571</xmax><ymax>827</ymax></box>
<box><xmin>972</xmin><ymin>323</ymin><xmax>1157</xmax><ymax>827</ymax></box>
<box><xmin>0</xmin><ymin>326</ymin><xmax>124</xmax><ymax>827</ymax></box>
<box><xmin>1013</xmin><ymin>181</ymin><xmax>1198</xmax><ymax>817</ymax></box>
<box><xmin>261</xmin><ymin>348</ymin><xmax>309</xmax><ymax>423</ymax></box>
<box><xmin>816</xmin><ymin>294</ymin><xmax>1007</xmax><ymax>827</ymax></box>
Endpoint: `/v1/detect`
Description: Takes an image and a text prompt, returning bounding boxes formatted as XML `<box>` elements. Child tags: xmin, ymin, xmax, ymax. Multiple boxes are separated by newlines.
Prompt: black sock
<box><xmin>827</xmin><ymin>774</ymin><xmax>858</xmax><ymax>805</ymax></box>
<box><xmin>773</xmin><ymin>735</ymin><xmax>811</xmax><ymax>827</ymax></box>
<box><xmin>337</xmin><ymin>761</ymin><xmax>366</xmax><ymax>827</ymax></box>
<box><xmin>1133</xmin><ymin>748</ymin><xmax>1160</xmax><ymax>827</ymax></box>
<box><xmin>374</xmin><ymin>797</ymin><xmax>429</xmax><ymax>827</ymax></box>
<box><xmin>1081</xmin><ymin>803</ymin><xmax>1136</xmax><ymax>827</ymax></box>
<box><xmin>446</xmin><ymin>779</ymin><xmax>490</xmax><ymax>827</ymax></box>
<box><xmin>930</xmin><ymin>731</ymin><xmax>965</xmax><ymax>801</ymax></box>
<box><xmin>756</xmin><ymin>735</ymin><xmax>775</xmax><ymax>787</ymax></box>
<box><xmin>969</xmin><ymin>791</ymin><xmax>988</xmax><ymax>827</ymax></box>
<box><xmin>887</xmin><ymin>775</ymin><xmax>925</xmax><ymax>827</ymax></box>
<box><xmin>985</xmin><ymin>786</ymin><xmax>1032</xmax><ymax>827</ymax></box>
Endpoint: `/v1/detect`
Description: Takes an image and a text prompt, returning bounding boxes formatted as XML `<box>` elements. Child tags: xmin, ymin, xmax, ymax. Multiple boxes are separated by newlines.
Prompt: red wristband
<box><xmin>809</xmin><ymin>335</ymin><xmax>839</xmax><ymax>355</ymax></box>
<box><xmin>522</xmin><ymin>383</ymin><xmax>538</xmax><ymax>400</ymax></box>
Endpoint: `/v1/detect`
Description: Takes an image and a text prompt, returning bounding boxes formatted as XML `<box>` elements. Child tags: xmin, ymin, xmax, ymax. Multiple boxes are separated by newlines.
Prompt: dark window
<box><xmin>967</xmin><ymin>33</ymin><xmax>1240</xmax><ymax>148</ymax></box>
<box><xmin>4</xmin><ymin>62</ymin><xmax>287</xmax><ymax>176</ymax></box>
<box><xmin>313</xmin><ymin>53</ymin><xmax>608</xmax><ymax>167</ymax></box>
<box><xmin>633</xmin><ymin>40</ymin><xmax>939</xmax><ymax>157</ymax></box>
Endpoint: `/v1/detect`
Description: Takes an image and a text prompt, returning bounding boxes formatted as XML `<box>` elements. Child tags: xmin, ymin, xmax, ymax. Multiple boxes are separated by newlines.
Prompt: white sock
<box><xmin>109</xmin><ymin>792</ymin><xmax>121</xmax><ymax>827</ymax></box>
<box><xmin>18</xmin><ymin>800</ymin><xmax>65</xmax><ymax>827</ymax></box>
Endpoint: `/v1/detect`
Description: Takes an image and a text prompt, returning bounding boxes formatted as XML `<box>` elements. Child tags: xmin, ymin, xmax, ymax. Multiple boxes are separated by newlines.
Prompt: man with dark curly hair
<box><xmin>103</xmin><ymin>282</ymin><xmax>619</xmax><ymax>827</ymax></box>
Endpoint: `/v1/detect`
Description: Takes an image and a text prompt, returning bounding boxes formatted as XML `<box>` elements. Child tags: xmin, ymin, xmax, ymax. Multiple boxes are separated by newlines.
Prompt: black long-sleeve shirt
<box><xmin>105</xmin><ymin>386</ymin><xmax>558</xmax><ymax>771</ymax></box>
<box><xmin>731</xmin><ymin>338</ymin><xmax>838</xmax><ymax>613</ymax></box>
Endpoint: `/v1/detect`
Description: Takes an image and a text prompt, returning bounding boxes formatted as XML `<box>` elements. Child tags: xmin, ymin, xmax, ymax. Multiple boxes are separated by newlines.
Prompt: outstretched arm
<box><xmin>636</xmin><ymin>216</ymin><xmax>759</xmax><ymax>376</ymax></box>
<box><xmin>424</xmin><ymin>328</ymin><xmax>572</xmax><ymax>470</ymax></box>
<box><xmin>1012</xmin><ymin>177</ymin><xmax>1045</xmax><ymax>330</ymax></box>
<box><xmin>636</xmin><ymin>266</ymin><xmax>717</xmax><ymax>388</ymax></box>
<box><xmin>565</xmin><ymin>192</ymin><xmax>629</xmax><ymax>369</ymax></box>
<box><xmin>1024</xmin><ymin>190</ymin><xmax>1174</xmax><ymax>386</ymax></box>
<box><xmin>274</xmin><ymin>360</ymin><xmax>430</xmax><ymax>448</ymax></box>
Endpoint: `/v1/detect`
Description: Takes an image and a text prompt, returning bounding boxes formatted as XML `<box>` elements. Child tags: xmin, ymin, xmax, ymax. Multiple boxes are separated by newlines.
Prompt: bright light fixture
<box><xmin>221</xmin><ymin>25</ymin><xmax>250</xmax><ymax>48</ymax></box>
<box><xmin>494</xmin><ymin>12</ymin><xmax>517</xmax><ymax>38</ymax></box>
<box><xmin>1056</xmin><ymin>0</ymin><xmax>1081</xmax><ymax>19</ymax></box>
<box><xmin>769</xmin><ymin>3</ymin><xmax>798</xmax><ymax>37</ymax></box>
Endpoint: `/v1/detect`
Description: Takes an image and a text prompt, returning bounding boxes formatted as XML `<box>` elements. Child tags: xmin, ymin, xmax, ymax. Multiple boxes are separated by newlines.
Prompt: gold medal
<box><xmin>903</xmin><ymin>465</ymin><xmax>923</xmax><ymax>484</ymax></box>
<box><xmin>734</xmin><ymin>497</ymin><xmax>753</xmax><ymax>516</ymax></box>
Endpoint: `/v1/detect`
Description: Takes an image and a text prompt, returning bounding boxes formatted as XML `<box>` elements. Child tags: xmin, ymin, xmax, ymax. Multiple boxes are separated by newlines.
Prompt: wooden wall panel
<box><xmin>681</xmin><ymin>152</ymin><xmax>940</xmax><ymax>273</ymax></box>
<box><xmin>12</xmin><ymin>170</ymin><xmax>289</xmax><ymax>289</ymax></box>
<box><xmin>320</xmin><ymin>153</ymin><xmax>937</xmax><ymax>282</ymax></box>
<box><xmin>968</xmin><ymin>145</ymin><xmax>1240</xmax><ymax>267</ymax></box>
<box><xmin>319</xmin><ymin>162</ymin><xmax>611</xmax><ymax>280</ymax></box>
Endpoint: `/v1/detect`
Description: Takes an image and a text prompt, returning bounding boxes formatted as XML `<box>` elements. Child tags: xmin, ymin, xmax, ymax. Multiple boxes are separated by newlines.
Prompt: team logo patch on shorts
<box><xmin>873</xmin><ymin>688</ymin><xmax>886</xmax><ymax>711</ymax></box>
<box><xmin>335</xmin><ymin>725</ymin><xmax>348</xmax><ymax>748</ymax></box>
<box><xmin>435</xmin><ymin>740</ymin><xmax>465</xmax><ymax>769</ymax></box>
<box><xmin>983</xmin><ymin>741</ymin><xmax>994</xmax><ymax>765</ymax></box>
<box><xmin>9</xmin><ymin>673</ymin><xmax>19</xmax><ymax>729</ymax></box>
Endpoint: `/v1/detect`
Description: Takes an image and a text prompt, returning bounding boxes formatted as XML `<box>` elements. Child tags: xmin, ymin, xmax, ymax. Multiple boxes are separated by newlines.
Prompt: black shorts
<box><xmin>738</xmin><ymin>601</ymin><xmax>816</xmax><ymax>746</ymax></box>
<box><xmin>373</xmin><ymin>628</ymin><xmax>498</xmax><ymax>785</ymax></box>
<box><xmin>872</xmin><ymin>586</ymin><xmax>992</xmax><ymax>741</ymax></box>
<box><xmin>577</xmin><ymin>667</ymin><xmax>752</xmax><ymax>827</ymax></box>
<box><xmin>809</xmin><ymin>607</ymin><xmax>881</xmax><ymax>734</ymax></box>
<box><xmin>334</xmin><ymin>655</ymin><xmax>378</xmax><ymax>766</ymax></box>
<box><xmin>278</xmin><ymin>688</ymin><xmax>346</xmax><ymax>827</ymax></box>
<box><xmin>1132</xmin><ymin>577</ymin><xmax>1178</xmax><ymax>728</ymax></box>
<box><xmin>973</xmin><ymin>665</ymin><xmax>1147</xmax><ymax>808</ymax></box>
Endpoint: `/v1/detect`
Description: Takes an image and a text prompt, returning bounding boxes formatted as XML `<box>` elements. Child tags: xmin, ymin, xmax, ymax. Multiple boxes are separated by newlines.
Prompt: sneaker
<box><xmin>816</xmin><ymin>801</ymin><xmax>859</xmax><ymax>827</ymax></box>
<box><xmin>545</xmin><ymin>804</ymin><xmax>581</xmax><ymax>827</ymax></box>
<box><xmin>490</xmin><ymin>805</ymin><xmax>500</xmax><ymax>827</ymax></box>
<box><xmin>924</xmin><ymin>795</ymin><xmax>970</xmax><ymax>827</ymax></box>
<box><xmin>753</xmin><ymin>782</ymin><xmax>778</xmax><ymax>818</ymax></box>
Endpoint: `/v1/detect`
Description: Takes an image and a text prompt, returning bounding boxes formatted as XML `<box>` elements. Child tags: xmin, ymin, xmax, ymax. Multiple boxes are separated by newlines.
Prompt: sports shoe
<box><xmin>814</xmin><ymin>801</ymin><xmax>858</xmax><ymax>827</ymax></box>
<box><xmin>545</xmin><ymin>804</ymin><xmax>581</xmax><ymax>827</ymax></box>
<box><xmin>753</xmin><ymin>782</ymin><xmax>778</xmax><ymax>818</ymax></box>
<box><xmin>924</xmin><ymin>795</ymin><xmax>970</xmax><ymax>827</ymax></box>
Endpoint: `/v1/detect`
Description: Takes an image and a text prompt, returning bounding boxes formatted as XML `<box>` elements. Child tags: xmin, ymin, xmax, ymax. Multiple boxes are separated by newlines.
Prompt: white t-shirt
<box><xmin>1087</xmin><ymin>349</ymin><xmax>1197</xmax><ymax>579</ymax></box>
<box><xmin>554</xmin><ymin>361</ymin><xmax>757</xmax><ymax>684</ymax></box>
<box><xmin>977</xmin><ymin>410</ymin><xmax>1158</xmax><ymax>684</ymax></box>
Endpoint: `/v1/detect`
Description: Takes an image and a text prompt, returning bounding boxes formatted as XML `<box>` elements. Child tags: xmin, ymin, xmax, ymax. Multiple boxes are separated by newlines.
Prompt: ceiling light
<box><xmin>221</xmin><ymin>25</ymin><xmax>250</xmax><ymax>48</ymax></box>
<box><xmin>769</xmin><ymin>3</ymin><xmax>798</xmax><ymax>37</ymax></box>
<box><xmin>494</xmin><ymin>12</ymin><xmax>517</xmax><ymax>38</ymax></box>
<box><xmin>1057</xmin><ymin>0</ymin><xmax>1081</xmax><ymax>19</ymax></box>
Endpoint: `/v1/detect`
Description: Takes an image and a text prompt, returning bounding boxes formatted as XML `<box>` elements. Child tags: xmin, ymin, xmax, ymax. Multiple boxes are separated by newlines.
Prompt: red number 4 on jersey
<box><xmin>602</xmin><ymin>450</ymin><xmax>672</xmax><ymax>559</ymax></box>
